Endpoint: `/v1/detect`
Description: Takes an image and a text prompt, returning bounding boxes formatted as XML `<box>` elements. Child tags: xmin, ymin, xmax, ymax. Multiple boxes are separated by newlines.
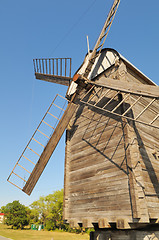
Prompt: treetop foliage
<box><xmin>30</xmin><ymin>189</ymin><xmax>63</xmax><ymax>230</ymax></box>
<box><xmin>1</xmin><ymin>200</ymin><xmax>29</xmax><ymax>229</ymax></box>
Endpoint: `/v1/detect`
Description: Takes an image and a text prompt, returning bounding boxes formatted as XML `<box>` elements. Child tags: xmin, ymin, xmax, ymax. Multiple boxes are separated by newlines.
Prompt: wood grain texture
<box><xmin>63</xmin><ymin>60</ymin><xmax>159</xmax><ymax>228</ymax></box>
<box><xmin>35</xmin><ymin>73</ymin><xmax>72</xmax><ymax>86</ymax></box>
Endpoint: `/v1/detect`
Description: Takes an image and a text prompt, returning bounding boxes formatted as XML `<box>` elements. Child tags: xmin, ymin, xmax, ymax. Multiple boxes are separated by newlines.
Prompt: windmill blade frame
<box><xmin>84</xmin><ymin>0</ymin><xmax>120</xmax><ymax>78</ymax></box>
<box><xmin>78</xmin><ymin>76</ymin><xmax>159</xmax><ymax>130</ymax></box>
<box><xmin>7</xmin><ymin>94</ymin><xmax>74</xmax><ymax>194</ymax></box>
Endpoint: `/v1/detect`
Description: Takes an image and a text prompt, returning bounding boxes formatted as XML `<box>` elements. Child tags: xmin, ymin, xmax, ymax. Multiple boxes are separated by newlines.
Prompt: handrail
<box><xmin>33</xmin><ymin>58</ymin><xmax>72</xmax><ymax>78</ymax></box>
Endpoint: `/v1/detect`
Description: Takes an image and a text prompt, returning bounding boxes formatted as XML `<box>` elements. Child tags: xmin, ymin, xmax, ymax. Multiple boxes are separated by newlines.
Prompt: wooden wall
<box><xmin>63</xmin><ymin>59</ymin><xmax>159</xmax><ymax>229</ymax></box>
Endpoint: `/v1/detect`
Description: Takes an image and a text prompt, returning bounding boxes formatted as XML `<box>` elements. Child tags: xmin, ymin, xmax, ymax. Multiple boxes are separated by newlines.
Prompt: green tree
<box><xmin>45</xmin><ymin>189</ymin><xmax>63</xmax><ymax>230</ymax></box>
<box><xmin>30</xmin><ymin>196</ymin><xmax>48</xmax><ymax>225</ymax></box>
<box><xmin>2</xmin><ymin>200</ymin><xmax>29</xmax><ymax>229</ymax></box>
<box><xmin>30</xmin><ymin>189</ymin><xmax>64</xmax><ymax>230</ymax></box>
<box><xmin>0</xmin><ymin>206</ymin><xmax>6</xmax><ymax>213</ymax></box>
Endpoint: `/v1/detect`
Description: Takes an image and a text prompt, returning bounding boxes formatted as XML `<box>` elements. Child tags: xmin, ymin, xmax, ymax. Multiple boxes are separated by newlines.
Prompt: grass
<box><xmin>0</xmin><ymin>224</ymin><xmax>89</xmax><ymax>240</ymax></box>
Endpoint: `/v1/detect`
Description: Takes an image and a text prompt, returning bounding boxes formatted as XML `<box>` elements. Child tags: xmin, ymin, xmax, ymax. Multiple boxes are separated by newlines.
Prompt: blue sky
<box><xmin>1</xmin><ymin>0</ymin><xmax>159</xmax><ymax>208</ymax></box>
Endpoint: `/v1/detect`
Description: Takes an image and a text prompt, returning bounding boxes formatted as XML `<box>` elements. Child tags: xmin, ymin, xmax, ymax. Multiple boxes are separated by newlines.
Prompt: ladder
<box><xmin>7</xmin><ymin>94</ymin><xmax>69</xmax><ymax>191</ymax></box>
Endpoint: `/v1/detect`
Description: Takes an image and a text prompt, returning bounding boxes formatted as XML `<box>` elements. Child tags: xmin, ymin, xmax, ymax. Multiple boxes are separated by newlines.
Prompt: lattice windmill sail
<box><xmin>7</xmin><ymin>94</ymin><xmax>70</xmax><ymax>193</ymax></box>
<box><xmin>8</xmin><ymin>0</ymin><xmax>159</xmax><ymax>230</ymax></box>
<box><xmin>79</xmin><ymin>78</ymin><xmax>159</xmax><ymax>130</ymax></box>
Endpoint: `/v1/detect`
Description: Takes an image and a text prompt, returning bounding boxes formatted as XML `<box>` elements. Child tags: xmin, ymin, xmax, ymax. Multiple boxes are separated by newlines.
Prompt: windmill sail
<box><xmin>79</xmin><ymin>77</ymin><xmax>159</xmax><ymax>130</ymax></box>
<box><xmin>84</xmin><ymin>0</ymin><xmax>120</xmax><ymax>78</ymax></box>
<box><xmin>7</xmin><ymin>94</ymin><xmax>77</xmax><ymax>195</ymax></box>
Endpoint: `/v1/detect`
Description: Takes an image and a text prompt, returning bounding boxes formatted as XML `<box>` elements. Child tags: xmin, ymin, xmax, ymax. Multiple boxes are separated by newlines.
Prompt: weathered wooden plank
<box><xmin>69</xmin><ymin>189</ymin><xmax>130</xmax><ymax>203</ymax></box>
<box><xmin>68</xmin><ymin>202</ymin><xmax>132</xmax><ymax>213</ymax></box>
<box><xmin>70</xmin><ymin>112</ymin><xmax>122</xmax><ymax>133</ymax></box>
<box><xmin>70</xmin><ymin>156</ymin><xmax>127</xmax><ymax>172</ymax></box>
<box><xmin>69</xmin><ymin>121</ymin><xmax>124</xmax><ymax>147</ymax></box>
<box><xmin>137</xmin><ymin>133</ymin><xmax>159</xmax><ymax>150</ymax></box>
<box><xmin>35</xmin><ymin>73</ymin><xmax>72</xmax><ymax>86</ymax></box>
<box><xmin>70</xmin><ymin>150</ymin><xmax>125</xmax><ymax>167</ymax></box>
<box><xmin>116</xmin><ymin>219</ymin><xmax>130</xmax><ymax>229</ymax></box>
<box><xmin>82</xmin><ymin>219</ymin><xmax>94</xmax><ymax>228</ymax></box>
<box><xmin>63</xmin><ymin>131</ymin><xmax>70</xmax><ymax>220</ymax></box>
<box><xmin>68</xmin><ymin>212</ymin><xmax>132</xmax><ymax>221</ymax></box>
<box><xmin>70</xmin><ymin>159</ymin><xmax>127</xmax><ymax>178</ymax></box>
<box><xmin>121</xmin><ymin>95</ymin><xmax>144</xmax><ymax>219</ymax></box>
<box><xmin>98</xmin><ymin>218</ymin><xmax>111</xmax><ymax>228</ymax></box>
<box><xmin>69</xmin><ymin>171</ymin><xmax>128</xmax><ymax>188</ymax></box>
<box><xmin>70</xmin><ymin>176</ymin><xmax>129</xmax><ymax>191</ymax></box>
<box><xmin>70</xmin><ymin>174</ymin><xmax>128</xmax><ymax>188</ymax></box>
<box><xmin>69</xmin><ymin>207</ymin><xmax>132</xmax><ymax>216</ymax></box>
<box><xmin>137</xmin><ymin>125</ymin><xmax>159</xmax><ymax>143</ymax></box>
<box><xmin>142</xmin><ymin>174</ymin><xmax>159</xmax><ymax>187</ymax></box>
<box><xmin>127</xmin><ymin>66</ymin><xmax>155</xmax><ymax>85</ymax></box>
<box><xmin>94</xmin><ymin>77</ymin><xmax>159</xmax><ymax>97</ymax></box>
<box><xmin>69</xmin><ymin>103</ymin><xmax>122</xmax><ymax>128</ymax></box>
<box><xmin>70</xmin><ymin>154</ymin><xmax>127</xmax><ymax>172</ymax></box>
<box><xmin>69</xmin><ymin>177</ymin><xmax>129</xmax><ymax>198</ymax></box>
<box><xmin>140</xmin><ymin>155</ymin><xmax>159</xmax><ymax>172</ymax></box>
<box><xmin>69</xmin><ymin>123</ymin><xmax>123</xmax><ymax>148</ymax></box>
<box><xmin>70</xmin><ymin>138</ymin><xmax>126</xmax><ymax>160</ymax></box>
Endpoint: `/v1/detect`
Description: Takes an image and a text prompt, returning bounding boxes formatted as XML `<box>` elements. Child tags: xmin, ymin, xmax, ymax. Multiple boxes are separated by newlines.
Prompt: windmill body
<box><xmin>63</xmin><ymin>48</ymin><xmax>159</xmax><ymax>229</ymax></box>
<box><xmin>7</xmin><ymin>0</ymin><xmax>159</xmax><ymax>237</ymax></box>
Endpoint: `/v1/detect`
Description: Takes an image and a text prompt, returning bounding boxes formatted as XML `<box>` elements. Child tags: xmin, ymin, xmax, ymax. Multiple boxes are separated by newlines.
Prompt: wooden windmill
<box><xmin>8</xmin><ymin>0</ymin><xmax>159</xmax><ymax>235</ymax></box>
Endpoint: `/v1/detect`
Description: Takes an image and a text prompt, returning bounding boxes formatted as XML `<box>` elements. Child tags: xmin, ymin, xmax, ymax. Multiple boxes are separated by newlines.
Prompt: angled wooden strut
<box><xmin>22</xmin><ymin>96</ymin><xmax>77</xmax><ymax>195</ymax></box>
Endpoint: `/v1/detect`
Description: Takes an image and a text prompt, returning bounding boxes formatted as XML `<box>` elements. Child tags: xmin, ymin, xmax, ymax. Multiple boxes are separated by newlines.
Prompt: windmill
<box><xmin>8</xmin><ymin>0</ymin><xmax>159</xmax><ymax>236</ymax></box>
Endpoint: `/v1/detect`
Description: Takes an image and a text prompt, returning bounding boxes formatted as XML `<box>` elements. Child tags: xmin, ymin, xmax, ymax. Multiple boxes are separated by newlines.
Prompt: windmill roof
<box><xmin>90</xmin><ymin>48</ymin><xmax>157</xmax><ymax>86</ymax></box>
<box><xmin>67</xmin><ymin>48</ymin><xmax>157</xmax><ymax>96</ymax></box>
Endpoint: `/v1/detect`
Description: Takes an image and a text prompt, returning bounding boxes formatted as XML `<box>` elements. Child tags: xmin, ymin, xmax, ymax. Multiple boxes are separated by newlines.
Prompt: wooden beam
<box><xmin>98</xmin><ymin>218</ymin><xmax>111</xmax><ymax>228</ymax></box>
<box><xmin>81</xmin><ymin>77</ymin><xmax>159</xmax><ymax>98</ymax></box>
<box><xmin>22</xmin><ymin>101</ymin><xmax>77</xmax><ymax>195</ymax></box>
<box><xmin>96</xmin><ymin>78</ymin><xmax>159</xmax><ymax>97</ymax></box>
<box><xmin>116</xmin><ymin>218</ymin><xmax>130</xmax><ymax>229</ymax></box>
<box><xmin>35</xmin><ymin>73</ymin><xmax>73</xmax><ymax>86</ymax></box>
<box><xmin>121</xmin><ymin>93</ymin><xmax>149</xmax><ymax>222</ymax></box>
<box><xmin>69</xmin><ymin>219</ymin><xmax>79</xmax><ymax>228</ymax></box>
<box><xmin>82</xmin><ymin>219</ymin><xmax>94</xmax><ymax>228</ymax></box>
